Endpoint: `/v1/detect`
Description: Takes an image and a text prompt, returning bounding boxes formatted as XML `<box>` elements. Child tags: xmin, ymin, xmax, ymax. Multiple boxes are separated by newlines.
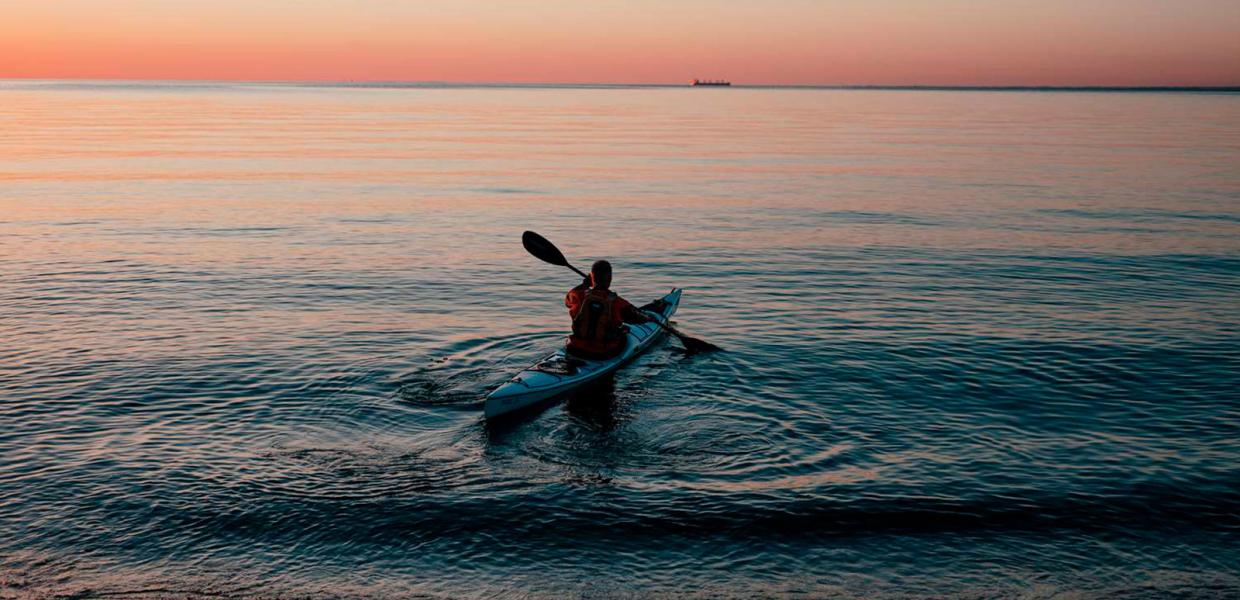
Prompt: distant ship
<box><xmin>691</xmin><ymin>79</ymin><xmax>731</xmax><ymax>87</ymax></box>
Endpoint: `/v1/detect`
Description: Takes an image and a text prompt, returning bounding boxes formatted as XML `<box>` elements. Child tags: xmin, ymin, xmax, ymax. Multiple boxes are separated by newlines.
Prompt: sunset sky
<box><xmin>2</xmin><ymin>0</ymin><xmax>1238</xmax><ymax>86</ymax></box>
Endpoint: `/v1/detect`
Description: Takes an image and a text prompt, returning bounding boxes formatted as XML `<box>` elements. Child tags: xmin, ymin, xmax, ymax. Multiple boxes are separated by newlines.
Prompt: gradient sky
<box><xmin>2</xmin><ymin>0</ymin><xmax>1238</xmax><ymax>85</ymax></box>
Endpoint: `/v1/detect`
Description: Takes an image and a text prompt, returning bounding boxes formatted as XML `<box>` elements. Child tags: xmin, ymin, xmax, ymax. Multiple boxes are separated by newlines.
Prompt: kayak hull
<box><xmin>484</xmin><ymin>288</ymin><xmax>682</xmax><ymax>419</ymax></box>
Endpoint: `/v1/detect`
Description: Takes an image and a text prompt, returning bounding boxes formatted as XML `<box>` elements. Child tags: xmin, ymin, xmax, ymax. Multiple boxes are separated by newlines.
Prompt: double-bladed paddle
<box><xmin>521</xmin><ymin>230</ymin><xmax>721</xmax><ymax>354</ymax></box>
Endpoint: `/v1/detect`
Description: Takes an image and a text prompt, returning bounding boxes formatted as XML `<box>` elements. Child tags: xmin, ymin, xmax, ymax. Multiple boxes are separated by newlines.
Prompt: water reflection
<box><xmin>4</xmin><ymin>83</ymin><xmax>1240</xmax><ymax>598</ymax></box>
<box><xmin>483</xmin><ymin>374</ymin><xmax>625</xmax><ymax>445</ymax></box>
<box><xmin>563</xmin><ymin>375</ymin><xmax>624</xmax><ymax>432</ymax></box>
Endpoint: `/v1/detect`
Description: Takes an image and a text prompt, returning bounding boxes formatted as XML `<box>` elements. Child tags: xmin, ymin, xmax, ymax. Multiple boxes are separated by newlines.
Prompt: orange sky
<box><xmin>2</xmin><ymin>0</ymin><xmax>1238</xmax><ymax>85</ymax></box>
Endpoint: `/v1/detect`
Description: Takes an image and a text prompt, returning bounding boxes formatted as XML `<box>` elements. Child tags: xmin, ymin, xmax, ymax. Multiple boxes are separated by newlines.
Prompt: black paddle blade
<box><xmin>522</xmin><ymin>230</ymin><xmax>569</xmax><ymax>267</ymax></box>
<box><xmin>678</xmin><ymin>334</ymin><xmax>722</xmax><ymax>355</ymax></box>
<box><xmin>661</xmin><ymin>322</ymin><xmax>722</xmax><ymax>354</ymax></box>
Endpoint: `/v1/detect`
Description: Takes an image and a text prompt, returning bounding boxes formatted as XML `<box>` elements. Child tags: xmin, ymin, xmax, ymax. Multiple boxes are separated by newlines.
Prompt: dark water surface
<box><xmin>2</xmin><ymin>82</ymin><xmax>1239</xmax><ymax>598</ymax></box>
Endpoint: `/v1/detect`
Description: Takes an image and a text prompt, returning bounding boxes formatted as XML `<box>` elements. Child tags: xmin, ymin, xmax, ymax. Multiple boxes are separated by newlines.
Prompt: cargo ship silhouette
<box><xmin>691</xmin><ymin>79</ymin><xmax>731</xmax><ymax>86</ymax></box>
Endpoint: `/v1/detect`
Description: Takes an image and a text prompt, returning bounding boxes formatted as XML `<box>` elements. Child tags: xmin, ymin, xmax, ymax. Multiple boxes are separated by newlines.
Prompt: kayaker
<box><xmin>565</xmin><ymin>260</ymin><xmax>651</xmax><ymax>359</ymax></box>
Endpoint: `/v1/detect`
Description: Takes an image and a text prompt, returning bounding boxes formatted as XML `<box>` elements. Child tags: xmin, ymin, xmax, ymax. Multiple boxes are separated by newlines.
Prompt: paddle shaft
<box><xmin>565</xmin><ymin>264</ymin><xmax>590</xmax><ymax>280</ymax></box>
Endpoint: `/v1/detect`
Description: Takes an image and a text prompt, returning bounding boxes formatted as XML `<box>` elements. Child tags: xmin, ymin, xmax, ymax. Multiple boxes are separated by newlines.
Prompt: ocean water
<box><xmin>1</xmin><ymin>81</ymin><xmax>1239</xmax><ymax>599</ymax></box>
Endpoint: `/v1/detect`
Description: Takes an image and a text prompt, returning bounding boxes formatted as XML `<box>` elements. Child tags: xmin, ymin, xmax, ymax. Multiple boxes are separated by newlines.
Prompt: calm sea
<box><xmin>1</xmin><ymin>81</ymin><xmax>1238</xmax><ymax>599</ymax></box>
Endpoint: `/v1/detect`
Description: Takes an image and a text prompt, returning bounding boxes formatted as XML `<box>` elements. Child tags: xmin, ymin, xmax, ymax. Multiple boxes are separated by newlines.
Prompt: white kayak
<box><xmin>484</xmin><ymin>288</ymin><xmax>682</xmax><ymax>419</ymax></box>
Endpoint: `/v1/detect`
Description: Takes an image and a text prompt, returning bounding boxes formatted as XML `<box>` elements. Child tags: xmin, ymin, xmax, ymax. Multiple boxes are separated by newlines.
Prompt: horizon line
<box><xmin>2</xmin><ymin>77</ymin><xmax>1238</xmax><ymax>92</ymax></box>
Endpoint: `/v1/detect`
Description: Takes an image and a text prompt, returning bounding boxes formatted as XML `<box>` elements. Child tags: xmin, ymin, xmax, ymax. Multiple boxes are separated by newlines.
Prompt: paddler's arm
<box><xmin>617</xmin><ymin>297</ymin><xmax>652</xmax><ymax>324</ymax></box>
<box><xmin>565</xmin><ymin>277</ymin><xmax>591</xmax><ymax>317</ymax></box>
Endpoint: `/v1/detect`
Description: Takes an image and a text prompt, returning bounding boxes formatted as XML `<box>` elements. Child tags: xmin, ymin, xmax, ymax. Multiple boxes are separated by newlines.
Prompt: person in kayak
<box><xmin>565</xmin><ymin>260</ymin><xmax>651</xmax><ymax>360</ymax></box>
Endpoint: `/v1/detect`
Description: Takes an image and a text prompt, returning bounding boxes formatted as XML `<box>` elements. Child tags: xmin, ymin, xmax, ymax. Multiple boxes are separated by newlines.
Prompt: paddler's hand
<box><xmin>623</xmin><ymin>306</ymin><xmax>652</xmax><ymax>324</ymax></box>
<box><xmin>578</xmin><ymin>275</ymin><xmax>592</xmax><ymax>289</ymax></box>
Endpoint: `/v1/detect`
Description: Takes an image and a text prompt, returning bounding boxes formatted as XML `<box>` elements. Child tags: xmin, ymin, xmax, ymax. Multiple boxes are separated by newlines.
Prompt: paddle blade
<box><xmin>660</xmin><ymin>321</ymin><xmax>722</xmax><ymax>354</ymax></box>
<box><xmin>522</xmin><ymin>230</ymin><xmax>569</xmax><ymax>267</ymax></box>
<box><xmin>678</xmin><ymin>334</ymin><xmax>723</xmax><ymax>355</ymax></box>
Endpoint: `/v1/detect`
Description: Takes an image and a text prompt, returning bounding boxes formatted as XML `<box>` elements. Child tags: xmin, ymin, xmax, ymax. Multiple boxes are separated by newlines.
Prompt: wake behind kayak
<box><xmin>484</xmin><ymin>288</ymin><xmax>682</xmax><ymax>419</ymax></box>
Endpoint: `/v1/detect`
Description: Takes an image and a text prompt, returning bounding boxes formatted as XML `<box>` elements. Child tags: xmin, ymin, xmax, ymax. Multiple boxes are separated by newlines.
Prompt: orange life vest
<box><xmin>569</xmin><ymin>288</ymin><xmax>624</xmax><ymax>356</ymax></box>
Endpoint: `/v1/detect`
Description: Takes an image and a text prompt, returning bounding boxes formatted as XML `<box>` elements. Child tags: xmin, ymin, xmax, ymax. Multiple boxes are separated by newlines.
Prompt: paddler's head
<box><xmin>590</xmin><ymin>260</ymin><xmax>612</xmax><ymax>290</ymax></box>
